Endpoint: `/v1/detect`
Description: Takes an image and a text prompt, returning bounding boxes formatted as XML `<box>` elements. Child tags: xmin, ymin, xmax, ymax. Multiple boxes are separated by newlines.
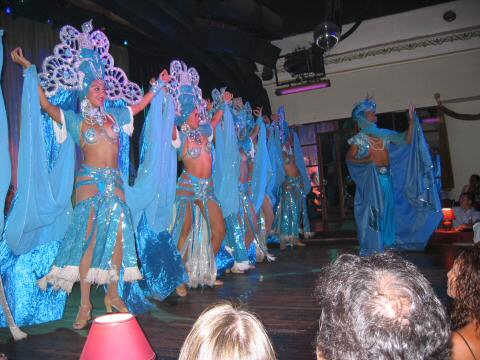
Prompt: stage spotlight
<box><xmin>80</xmin><ymin>313</ymin><xmax>155</xmax><ymax>360</ymax></box>
<box><xmin>123</xmin><ymin>40</ymin><xmax>128</xmax><ymax>46</ymax></box>
<box><xmin>5</xmin><ymin>6</ymin><xmax>12</xmax><ymax>15</ymax></box>
<box><xmin>314</xmin><ymin>21</ymin><xmax>341</xmax><ymax>51</ymax></box>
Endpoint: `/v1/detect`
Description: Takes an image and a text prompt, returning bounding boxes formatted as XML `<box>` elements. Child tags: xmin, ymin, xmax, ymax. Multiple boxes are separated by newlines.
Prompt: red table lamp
<box><xmin>80</xmin><ymin>313</ymin><xmax>155</xmax><ymax>360</ymax></box>
<box><xmin>442</xmin><ymin>208</ymin><xmax>455</xmax><ymax>230</ymax></box>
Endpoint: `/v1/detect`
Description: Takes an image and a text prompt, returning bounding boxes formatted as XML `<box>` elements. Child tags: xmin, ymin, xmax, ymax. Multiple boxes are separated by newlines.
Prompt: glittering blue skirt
<box><xmin>39</xmin><ymin>165</ymin><xmax>142</xmax><ymax>293</ymax></box>
<box><xmin>273</xmin><ymin>175</ymin><xmax>311</xmax><ymax>245</ymax></box>
<box><xmin>171</xmin><ymin>170</ymin><xmax>218</xmax><ymax>287</ymax></box>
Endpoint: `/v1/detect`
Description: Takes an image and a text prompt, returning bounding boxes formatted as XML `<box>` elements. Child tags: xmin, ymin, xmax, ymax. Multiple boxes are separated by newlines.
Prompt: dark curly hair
<box><xmin>450</xmin><ymin>244</ymin><xmax>480</xmax><ymax>333</ymax></box>
<box><xmin>315</xmin><ymin>253</ymin><xmax>450</xmax><ymax>360</ymax></box>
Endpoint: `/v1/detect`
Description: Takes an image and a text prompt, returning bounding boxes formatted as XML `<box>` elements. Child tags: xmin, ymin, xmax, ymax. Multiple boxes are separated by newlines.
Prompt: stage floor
<box><xmin>0</xmin><ymin>241</ymin><xmax>463</xmax><ymax>359</ymax></box>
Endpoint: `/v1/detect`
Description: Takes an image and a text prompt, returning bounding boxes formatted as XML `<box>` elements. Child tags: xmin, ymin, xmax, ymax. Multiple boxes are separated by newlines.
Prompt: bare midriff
<box><xmin>239</xmin><ymin>150</ymin><xmax>249</xmax><ymax>184</ymax></box>
<box><xmin>284</xmin><ymin>155</ymin><xmax>300</xmax><ymax>177</ymax></box>
<box><xmin>76</xmin><ymin>119</ymin><xmax>124</xmax><ymax>203</ymax></box>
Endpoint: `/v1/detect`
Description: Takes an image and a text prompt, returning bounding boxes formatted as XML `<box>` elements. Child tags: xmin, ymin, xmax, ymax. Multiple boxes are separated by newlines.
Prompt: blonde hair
<box><xmin>179</xmin><ymin>302</ymin><xmax>277</xmax><ymax>360</ymax></box>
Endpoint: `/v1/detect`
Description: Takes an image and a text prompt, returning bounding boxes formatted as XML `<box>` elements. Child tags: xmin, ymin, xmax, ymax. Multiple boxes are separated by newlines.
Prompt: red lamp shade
<box><xmin>442</xmin><ymin>208</ymin><xmax>456</xmax><ymax>229</ymax></box>
<box><xmin>442</xmin><ymin>208</ymin><xmax>456</xmax><ymax>221</ymax></box>
<box><xmin>80</xmin><ymin>313</ymin><xmax>155</xmax><ymax>360</ymax></box>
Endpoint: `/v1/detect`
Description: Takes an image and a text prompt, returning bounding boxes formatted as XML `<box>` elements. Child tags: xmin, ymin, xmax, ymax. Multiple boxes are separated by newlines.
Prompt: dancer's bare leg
<box><xmin>105</xmin><ymin>215</ymin><xmax>128</xmax><ymax>312</ymax></box>
<box><xmin>177</xmin><ymin>203</ymin><xmax>193</xmax><ymax>257</ymax></box>
<box><xmin>196</xmin><ymin>200</ymin><xmax>225</xmax><ymax>255</ymax></box>
<box><xmin>197</xmin><ymin>200</ymin><xmax>225</xmax><ymax>286</ymax></box>
<box><xmin>176</xmin><ymin>203</ymin><xmax>192</xmax><ymax>296</ymax></box>
<box><xmin>262</xmin><ymin>196</ymin><xmax>274</xmax><ymax>236</ymax></box>
<box><xmin>75</xmin><ymin>207</ymin><xmax>95</xmax><ymax>329</ymax></box>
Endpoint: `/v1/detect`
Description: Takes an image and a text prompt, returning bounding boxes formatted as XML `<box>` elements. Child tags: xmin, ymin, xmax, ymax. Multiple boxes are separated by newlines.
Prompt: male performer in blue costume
<box><xmin>346</xmin><ymin>98</ymin><xmax>442</xmax><ymax>255</ymax></box>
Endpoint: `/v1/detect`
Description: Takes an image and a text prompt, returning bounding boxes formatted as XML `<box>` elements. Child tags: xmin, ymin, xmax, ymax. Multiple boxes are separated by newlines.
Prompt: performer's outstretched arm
<box><xmin>11</xmin><ymin>47</ymin><xmax>62</xmax><ymax>124</ymax></box>
<box><xmin>406</xmin><ymin>104</ymin><xmax>415</xmax><ymax>144</ymax></box>
<box><xmin>130</xmin><ymin>70</ymin><xmax>170</xmax><ymax>116</ymax></box>
<box><xmin>211</xmin><ymin>109</ymin><xmax>224</xmax><ymax>129</ymax></box>
<box><xmin>249</xmin><ymin>106</ymin><xmax>263</xmax><ymax>140</ymax></box>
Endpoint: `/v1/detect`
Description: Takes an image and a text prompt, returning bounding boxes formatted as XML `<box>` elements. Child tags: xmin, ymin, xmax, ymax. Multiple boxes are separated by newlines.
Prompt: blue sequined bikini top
<box><xmin>81</xmin><ymin>115</ymin><xmax>121</xmax><ymax>148</ymax></box>
<box><xmin>178</xmin><ymin>124</ymin><xmax>213</xmax><ymax>160</ymax></box>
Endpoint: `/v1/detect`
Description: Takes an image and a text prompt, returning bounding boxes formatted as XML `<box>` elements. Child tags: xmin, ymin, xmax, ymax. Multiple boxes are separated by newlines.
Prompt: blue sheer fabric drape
<box><xmin>124</xmin><ymin>91</ymin><xmax>187</xmax><ymax>305</ymax></box>
<box><xmin>4</xmin><ymin>65</ymin><xmax>75</xmax><ymax>256</ymax></box>
<box><xmin>251</xmin><ymin>120</ymin><xmax>269</xmax><ymax>212</ymax></box>
<box><xmin>213</xmin><ymin>104</ymin><xmax>240</xmax><ymax>218</ymax></box>
<box><xmin>0</xmin><ymin>65</ymin><xmax>70</xmax><ymax>326</ymax></box>
<box><xmin>269</xmin><ymin>125</ymin><xmax>285</xmax><ymax>207</ymax></box>
<box><xmin>126</xmin><ymin>90</ymin><xmax>177</xmax><ymax>232</ymax></box>
<box><xmin>0</xmin><ymin>30</ymin><xmax>10</xmax><ymax>231</ymax></box>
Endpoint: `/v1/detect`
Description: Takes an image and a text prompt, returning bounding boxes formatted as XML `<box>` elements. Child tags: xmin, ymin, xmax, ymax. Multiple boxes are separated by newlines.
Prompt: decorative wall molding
<box><xmin>324</xmin><ymin>26</ymin><xmax>480</xmax><ymax>66</ymax></box>
<box><xmin>267</xmin><ymin>26</ymin><xmax>480</xmax><ymax>85</ymax></box>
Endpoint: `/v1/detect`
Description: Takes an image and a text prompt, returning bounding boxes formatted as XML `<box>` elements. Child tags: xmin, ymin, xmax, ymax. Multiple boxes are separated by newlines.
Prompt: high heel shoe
<box><xmin>104</xmin><ymin>295</ymin><xmax>129</xmax><ymax>313</ymax></box>
<box><xmin>73</xmin><ymin>304</ymin><xmax>92</xmax><ymax>330</ymax></box>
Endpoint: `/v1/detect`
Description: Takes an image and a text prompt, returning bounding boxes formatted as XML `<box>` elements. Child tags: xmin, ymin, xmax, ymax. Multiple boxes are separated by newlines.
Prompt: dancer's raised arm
<box><xmin>249</xmin><ymin>106</ymin><xmax>263</xmax><ymax>140</ymax></box>
<box><xmin>406</xmin><ymin>104</ymin><xmax>415</xmax><ymax>144</ymax></box>
<box><xmin>130</xmin><ymin>69</ymin><xmax>171</xmax><ymax>116</ymax></box>
<box><xmin>11</xmin><ymin>47</ymin><xmax>62</xmax><ymax>124</ymax></box>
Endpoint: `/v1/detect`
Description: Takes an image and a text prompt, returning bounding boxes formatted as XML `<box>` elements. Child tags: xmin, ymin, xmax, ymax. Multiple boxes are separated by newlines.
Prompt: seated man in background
<box><xmin>315</xmin><ymin>253</ymin><xmax>450</xmax><ymax>360</ymax></box>
<box><xmin>453</xmin><ymin>192</ymin><xmax>480</xmax><ymax>230</ymax></box>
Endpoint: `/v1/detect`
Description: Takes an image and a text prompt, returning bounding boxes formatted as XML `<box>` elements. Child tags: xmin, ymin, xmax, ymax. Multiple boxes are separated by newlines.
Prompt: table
<box><xmin>430</xmin><ymin>229</ymin><xmax>474</xmax><ymax>244</ymax></box>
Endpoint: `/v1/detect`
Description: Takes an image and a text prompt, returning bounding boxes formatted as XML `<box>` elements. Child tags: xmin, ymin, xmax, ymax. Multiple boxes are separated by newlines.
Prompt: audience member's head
<box><xmin>315</xmin><ymin>253</ymin><xmax>450</xmax><ymax>360</ymax></box>
<box><xmin>459</xmin><ymin>192</ymin><xmax>474</xmax><ymax>210</ymax></box>
<box><xmin>448</xmin><ymin>244</ymin><xmax>480</xmax><ymax>331</ymax></box>
<box><xmin>179</xmin><ymin>302</ymin><xmax>276</xmax><ymax>360</ymax></box>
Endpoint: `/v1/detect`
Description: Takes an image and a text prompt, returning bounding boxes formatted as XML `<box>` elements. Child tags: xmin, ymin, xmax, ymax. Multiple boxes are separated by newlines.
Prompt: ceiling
<box><xmin>3</xmin><ymin>0</ymin><xmax>454</xmax><ymax>111</ymax></box>
<box><xmin>258</xmin><ymin>0</ymin><xmax>454</xmax><ymax>39</ymax></box>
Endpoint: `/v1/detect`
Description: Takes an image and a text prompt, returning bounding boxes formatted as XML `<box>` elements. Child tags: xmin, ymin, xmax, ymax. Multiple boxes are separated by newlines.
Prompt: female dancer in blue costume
<box><xmin>346</xmin><ymin>98</ymin><xmax>442</xmax><ymax>255</ymax></box>
<box><xmin>264</xmin><ymin>115</ymin><xmax>284</xmax><ymax>246</ymax></box>
<box><xmin>168</xmin><ymin>61</ymin><xmax>227</xmax><ymax>295</ymax></box>
<box><xmin>6</xmin><ymin>21</ymin><xmax>184</xmax><ymax>330</ymax></box>
<box><xmin>222</xmin><ymin>97</ymin><xmax>261</xmax><ymax>273</ymax></box>
<box><xmin>272</xmin><ymin>107</ymin><xmax>313</xmax><ymax>250</ymax></box>
<box><xmin>239</xmin><ymin>101</ymin><xmax>275</xmax><ymax>263</ymax></box>
<box><xmin>258</xmin><ymin>115</ymin><xmax>277</xmax><ymax>254</ymax></box>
